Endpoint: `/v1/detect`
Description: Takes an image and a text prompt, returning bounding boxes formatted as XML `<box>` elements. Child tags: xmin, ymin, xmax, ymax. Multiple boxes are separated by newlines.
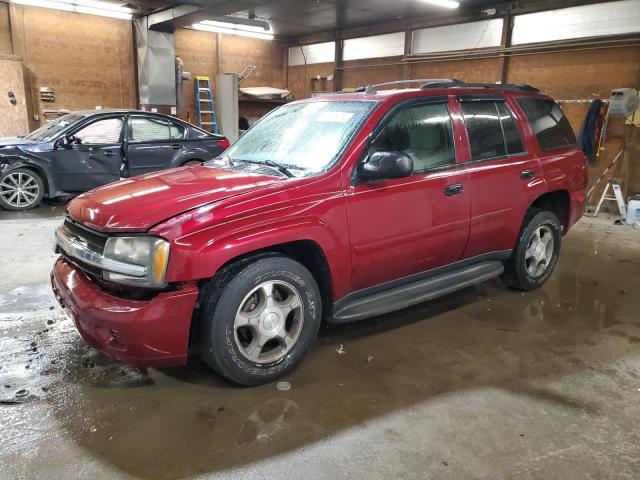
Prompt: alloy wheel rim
<box><xmin>0</xmin><ymin>172</ymin><xmax>39</xmax><ymax>208</ymax></box>
<box><xmin>233</xmin><ymin>280</ymin><xmax>304</xmax><ymax>364</ymax></box>
<box><xmin>525</xmin><ymin>225</ymin><xmax>554</xmax><ymax>277</ymax></box>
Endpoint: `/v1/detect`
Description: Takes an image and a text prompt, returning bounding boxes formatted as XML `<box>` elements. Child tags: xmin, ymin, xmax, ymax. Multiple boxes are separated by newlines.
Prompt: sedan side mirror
<box><xmin>56</xmin><ymin>135</ymin><xmax>73</xmax><ymax>149</ymax></box>
<box><xmin>357</xmin><ymin>151</ymin><xmax>413</xmax><ymax>182</ymax></box>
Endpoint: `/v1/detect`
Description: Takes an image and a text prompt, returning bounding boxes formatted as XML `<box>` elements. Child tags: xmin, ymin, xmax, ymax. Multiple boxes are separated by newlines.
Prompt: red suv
<box><xmin>51</xmin><ymin>80</ymin><xmax>588</xmax><ymax>385</ymax></box>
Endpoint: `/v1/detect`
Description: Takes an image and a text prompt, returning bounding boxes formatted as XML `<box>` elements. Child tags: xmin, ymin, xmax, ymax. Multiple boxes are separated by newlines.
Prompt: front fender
<box><xmin>152</xmin><ymin>189</ymin><xmax>352</xmax><ymax>299</ymax></box>
<box><xmin>0</xmin><ymin>153</ymin><xmax>54</xmax><ymax>197</ymax></box>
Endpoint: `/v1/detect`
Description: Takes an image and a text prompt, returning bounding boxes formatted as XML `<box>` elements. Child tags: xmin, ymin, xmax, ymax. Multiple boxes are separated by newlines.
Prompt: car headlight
<box><xmin>103</xmin><ymin>236</ymin><xmax>170</xmax><ymax>288</ymax></box>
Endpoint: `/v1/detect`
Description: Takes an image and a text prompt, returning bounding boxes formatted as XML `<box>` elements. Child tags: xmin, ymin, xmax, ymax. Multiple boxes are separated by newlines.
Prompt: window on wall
<box><xmin>343</xmin><ymin>32</ymin><xmax>405</xmax><ymax>61</ymax></box>
<box><xmin>288</xmin><ymin>42</ymin><xmax>335</xmax><ymax>66</ymax></box>
<box><xmin>370</xmin><ymin>102</ymin><xmax>455</xmax><ymax>171</ymax></box>
<box><xmin>74</xmin><ymin>117</ymin><xmax>123</xmax><ymax>145</ymax></box>
<box><xmin>411</xmin><ymin>19</ymin><xmax>504</xmax><ymax>54</ymax></box>
<box><xmin>517</xmin><ymin>98</ymin><xmax>576</xmax><ymax>151</ymax></box>
<box><xmin>461</xmin><ymin>100</ymin><xmax>525</xmax><ymax>161</ymax></box>
<box><xmin>511</xmin><ymin>0</ymin><xmax>640</xmax><ymax>45</ymax></box>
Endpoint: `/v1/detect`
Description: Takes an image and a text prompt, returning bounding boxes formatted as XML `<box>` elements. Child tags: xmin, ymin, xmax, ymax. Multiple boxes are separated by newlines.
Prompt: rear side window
<box><xmin>130</xmin><ymin>117</ymin><xmax>171</xmax><ymax>142</ymax></box>
<box><xmin>517</xmin><ymin>98</ymin><xmax>576</xmax><ymax>150</ymax></box>
<box><xmin>461</xmin><ymin>101</ymin><xmax>525</xmax><ymax>161</ymax></box>
<box><xmin>497</xmin><ymin>103</ymin><xmax>525</xmax><ymax>155</ymax></box>
<box><xmin>169</xmin><ymin>121</ymin><xmax>186</xmax><ymax>140</ymax></box>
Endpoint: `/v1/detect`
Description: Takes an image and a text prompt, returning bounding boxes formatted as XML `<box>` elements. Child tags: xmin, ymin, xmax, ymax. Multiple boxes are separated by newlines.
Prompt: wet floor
<box><xmin>1</xmin><ymin>213</ymin><xmax>639</xmax><ymax>479</ymax></box>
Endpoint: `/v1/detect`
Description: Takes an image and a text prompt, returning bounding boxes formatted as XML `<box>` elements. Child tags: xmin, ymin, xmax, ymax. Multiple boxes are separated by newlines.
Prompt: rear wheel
<box><xmin>199</xmin><ymin>255</ymin><xmax>322</xmax><ymax>386</ymax></box>
<box><xmin>183</xmin><ymin>160</ymin><xmax>203</xmax><ymax>166</ymax></box>
<box><xmin>0</xmin><ymin>168</ymin><xmax>44</xmax><ymax>211</ymax></box>
<box><xmin>503</xmin><ymin>210</ymin><xmax>562</xmax><ymax>291</ymax></box>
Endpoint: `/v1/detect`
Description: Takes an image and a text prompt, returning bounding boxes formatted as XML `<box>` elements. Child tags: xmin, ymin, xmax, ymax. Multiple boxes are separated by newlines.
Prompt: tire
<box><xmin>0</xmin><ymin>168</ymin><xmax>45</xmax><ymax>211</ymax></box>
<box><xmin>183</xmin><ymin>160</ymin><xmax>203</xmax><ymax>166</ymax></box>
<box><xmin>502</xmin><ymin>209</ymin><xmax>562</xmax><ymax>291</ymax></box>
<box><xmin>199</xmin><ymin>254</ymin><xmax>322</xmax><ymax>386</ymax></box>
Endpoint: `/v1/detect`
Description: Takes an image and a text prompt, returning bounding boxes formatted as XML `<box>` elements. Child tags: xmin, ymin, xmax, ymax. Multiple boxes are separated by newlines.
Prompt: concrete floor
<box><xmin>1</xmin><ymin>207</ymin><xmax>639</xmax><ymax>479</ymax></box>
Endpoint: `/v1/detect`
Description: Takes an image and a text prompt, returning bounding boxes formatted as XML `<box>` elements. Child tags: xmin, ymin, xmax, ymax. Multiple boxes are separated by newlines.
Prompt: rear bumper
<box><xmin>51</xmin><ymin>258</ymin><xmax>199</xmax><ymax>368</ymax></box>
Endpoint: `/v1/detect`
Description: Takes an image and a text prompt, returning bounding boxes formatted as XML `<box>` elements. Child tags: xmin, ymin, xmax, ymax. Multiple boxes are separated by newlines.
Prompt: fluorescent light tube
<box><xmin>11</xmin><ymin>0</ymin><xmax>132</xmax><ymax>19</ymax></box>
<box><xmin>421</xmin><ymin>0</ymin><xmax>460</xmax><ymax>9</ymax></box>
<box><xmin>192</xmin><ymin>22</ymin><xmax>274</xmax><ymax>40</ymax></box>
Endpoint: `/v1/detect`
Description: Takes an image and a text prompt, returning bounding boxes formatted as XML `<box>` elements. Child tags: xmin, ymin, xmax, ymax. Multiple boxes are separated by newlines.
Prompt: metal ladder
<box><xmin>194</xmin><ymin>76</ymin><xmax>219</xmax><ymax>133</ymax></box>
<box><xmin>594</xmin><ymin>178</ymin><xmax>627</xmax><ymax>218</ymax></box>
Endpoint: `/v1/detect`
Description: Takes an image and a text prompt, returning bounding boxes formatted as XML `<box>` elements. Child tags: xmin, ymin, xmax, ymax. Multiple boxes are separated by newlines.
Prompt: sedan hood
<box><xmin>67</xmin><ymin>165</ymin><xmax>284</xmax><ymax>232</ymax></box>
<box><xmin>0</xmin><ymin>137</ymin><xmax>31</xmax><ymax>147</ymax></box>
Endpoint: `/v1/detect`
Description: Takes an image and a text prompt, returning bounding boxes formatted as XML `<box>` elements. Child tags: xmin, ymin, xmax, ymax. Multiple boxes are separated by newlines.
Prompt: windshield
<box><xmin>25</xmin><ymin>113</ymin><xmax>83</xmax><ymax>142</ymax></box>
<box><xmin>221</xmin><ymin>100</ymin><xmax>377</xmax><ymax>176</ymax></box>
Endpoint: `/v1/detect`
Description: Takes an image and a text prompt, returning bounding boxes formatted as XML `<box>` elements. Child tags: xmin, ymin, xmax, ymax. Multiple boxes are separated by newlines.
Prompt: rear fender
<box><xmin>169</xmin><ymin>145</ymin><xmax>218</xmax><ymax>169</ymax></box>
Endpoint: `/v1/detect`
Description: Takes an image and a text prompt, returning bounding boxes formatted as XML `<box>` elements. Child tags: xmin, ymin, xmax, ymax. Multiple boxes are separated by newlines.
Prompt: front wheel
<box><xmin>503</xmin><ymin>210</ymin><xmax>562</xmax><ymax>291</ymax></box>
<box><xmin>0</xmin><ymin>168</ymin><xmax>44</xmax><ymax>211</ymax></box>
<box><xmin>199</xmin><ymin>255</ymin><xmax>322</xmax><ymax>386</ymax></box>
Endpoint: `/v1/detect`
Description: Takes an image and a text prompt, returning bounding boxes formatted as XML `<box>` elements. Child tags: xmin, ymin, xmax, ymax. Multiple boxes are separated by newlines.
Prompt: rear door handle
<box><xmin>102</xmin><ymin>151</ymin><xmax>116</xmax><ymax>157</ymax></box>
<box><xmin>444</xmin><ymin>183</ymin><xmax>463</xmax><ymax>196</ymax></box>
<box><xmin>170</xmin><ymin>143</ymin><xmax>183</xmax><ymax>150</ymax></box>
<box><xmin>520</xmin><ymin>169</ymin><xmax>535</xmax><ymax>180</ymax></box>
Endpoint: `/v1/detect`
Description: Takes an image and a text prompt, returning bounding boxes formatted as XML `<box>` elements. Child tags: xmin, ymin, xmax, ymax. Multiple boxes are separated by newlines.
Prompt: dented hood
<box><xmin>67</xmin><ymin>165</ymin><xmax>283</xmax><ymax>232</ymax></box>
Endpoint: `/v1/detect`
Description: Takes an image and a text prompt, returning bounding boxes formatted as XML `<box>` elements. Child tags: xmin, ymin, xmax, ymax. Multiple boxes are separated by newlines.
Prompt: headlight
<box><xmin>103</xmin><ymin>236</ymin><xmax>170</xmax><ymax>288</ymax></box>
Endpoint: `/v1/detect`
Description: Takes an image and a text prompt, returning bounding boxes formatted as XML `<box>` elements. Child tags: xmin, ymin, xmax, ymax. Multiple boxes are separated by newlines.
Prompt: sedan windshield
<box><xmin>25</xmin><ymin>113</ymin><xmax>83</xmax><ymax>142</ymax></box>
<box><xmin>220</xmin><ymin>100</ymin><xmax>377</xmax><ymax>176</ymax></box>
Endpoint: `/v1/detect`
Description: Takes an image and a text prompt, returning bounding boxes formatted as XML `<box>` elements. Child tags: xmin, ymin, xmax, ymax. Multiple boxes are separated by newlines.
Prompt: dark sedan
<box><xmin>0</xmin><ymin>110</ymin><xmax>230</xmax><ymax>210</ymax></box>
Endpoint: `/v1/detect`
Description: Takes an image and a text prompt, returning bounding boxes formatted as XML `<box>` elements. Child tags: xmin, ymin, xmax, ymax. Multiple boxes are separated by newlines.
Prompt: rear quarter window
<box><xmin>517</xmin><ymin>98</ymin><xmax>576</xmax><ymax>151</ymax></box>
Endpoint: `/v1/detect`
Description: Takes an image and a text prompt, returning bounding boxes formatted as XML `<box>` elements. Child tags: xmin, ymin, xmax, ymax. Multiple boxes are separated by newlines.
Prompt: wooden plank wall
<box><xmin>5</xmin><ymin>4</ymin><xmax>136</xmax><ymax>131</ymax></box>
<box><xmin>0</xmin><ymin>3</ymin><xmax>12</xmax><ymax>55</ymax></box>
<box><xmin>0</xmin><ymin>56</ymin><xmax>29</xmax><ymax>137</ymax></box>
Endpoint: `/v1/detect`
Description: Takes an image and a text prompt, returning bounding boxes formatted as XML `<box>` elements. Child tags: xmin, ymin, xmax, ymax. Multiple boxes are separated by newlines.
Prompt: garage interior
<box><xmin>1</xmin><ymin>0</ymin><xmax>640</xmax><ymax>478</ymax></box>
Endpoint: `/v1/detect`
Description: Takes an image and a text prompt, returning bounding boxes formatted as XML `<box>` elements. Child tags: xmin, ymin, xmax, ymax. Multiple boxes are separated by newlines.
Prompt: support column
<box><xmin>498</xmin><ymin>13</ymin><xmax>513</xmax><ymax>84</ymax></box>
<box><xmin>333</xmin><ymin>36</ymin><xmax>343</xmax><ymax>92</ymax></box>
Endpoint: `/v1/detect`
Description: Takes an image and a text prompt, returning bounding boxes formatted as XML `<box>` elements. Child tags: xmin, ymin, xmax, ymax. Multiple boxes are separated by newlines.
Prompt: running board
<box><xmin>331</xmin><ymin>261</ymin><xmax>504</xmax><ymax>323</ymax></box>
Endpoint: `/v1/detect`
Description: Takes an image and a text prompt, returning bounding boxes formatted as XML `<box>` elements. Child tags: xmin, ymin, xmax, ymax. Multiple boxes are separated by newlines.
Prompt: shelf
<box><xmin>238</xmin><ymin>96</ymin><xmax>292</xmax><ymax>105</ymax></box>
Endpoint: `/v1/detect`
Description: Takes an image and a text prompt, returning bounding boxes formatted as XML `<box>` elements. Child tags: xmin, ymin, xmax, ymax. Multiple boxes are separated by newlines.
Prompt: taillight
<box><xmin>217</xmin><ymin>138</ymin><xmax>230</xmax><ymax>149</ymax></box>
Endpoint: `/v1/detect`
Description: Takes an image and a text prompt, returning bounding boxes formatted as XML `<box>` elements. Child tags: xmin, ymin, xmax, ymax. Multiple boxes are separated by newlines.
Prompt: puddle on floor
<box><xmin>1</xmin><ymin>216</ymin><xmax>639</xmax><ymax>479</ymax></box>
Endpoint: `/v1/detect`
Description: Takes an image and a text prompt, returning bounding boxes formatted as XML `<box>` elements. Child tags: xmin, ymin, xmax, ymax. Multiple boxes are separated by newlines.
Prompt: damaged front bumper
<box><xmin>51</xmin><ymin>257</ymin><xmax>199</xmax><ymax>368</ymax></box>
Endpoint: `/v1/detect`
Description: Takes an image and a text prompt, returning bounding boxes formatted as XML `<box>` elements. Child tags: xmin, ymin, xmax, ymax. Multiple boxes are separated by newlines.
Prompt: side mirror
<box><xmin>56</xmin><ymin>135</ymin><xmax>73</xmax><ymax>149</ymax></box>
<box><xmin>357</xmin><ymin>151</ymin><xmax>413</xmax><ymax>181</ymax></box>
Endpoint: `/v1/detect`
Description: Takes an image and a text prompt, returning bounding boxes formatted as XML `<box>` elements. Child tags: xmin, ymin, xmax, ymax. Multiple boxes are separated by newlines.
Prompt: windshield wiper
<box><xmin>236</xmin><ymin>159</ymin><xmax>294</xmax><ymax>178</ymax></box>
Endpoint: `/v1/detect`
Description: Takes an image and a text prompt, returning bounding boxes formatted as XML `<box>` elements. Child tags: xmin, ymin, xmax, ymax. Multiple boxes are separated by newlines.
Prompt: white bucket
<box><xmin>626</xmin><ymin>197</ymin><xmax>640</xmax><ymax>225</ymax></box>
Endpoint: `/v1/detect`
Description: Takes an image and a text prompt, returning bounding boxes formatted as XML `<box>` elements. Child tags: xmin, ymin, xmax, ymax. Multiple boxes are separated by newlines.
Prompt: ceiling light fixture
<box><xmin>10</xmin><ymin>0</ymin><xmax>133</xmax><ymax>19</ymax></box>
<box><xmin>421</xmin><ymin>0</ymin><xmax>460</xmax><ymax>9</ymax></box>
<box><xmin>192</xmin><ymin>21</ymin><xmax>274</xmax><ymax>40</ymax></box>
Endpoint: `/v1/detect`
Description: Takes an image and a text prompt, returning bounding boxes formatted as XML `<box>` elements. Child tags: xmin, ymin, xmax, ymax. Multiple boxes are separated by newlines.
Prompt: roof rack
<box><xmin>355</xmin><ymin>79</ymin><xmax>460</xmax><ymax>94</ymax></box>
<box><xmin>421</xmin><ymin>81</ymin><xmax>540</xmax><ymax>93</ymax></box>
<box><xmin>355</xmin><ymin>79</ymin><xmax>539</xmax><ymax>94</ymax></box>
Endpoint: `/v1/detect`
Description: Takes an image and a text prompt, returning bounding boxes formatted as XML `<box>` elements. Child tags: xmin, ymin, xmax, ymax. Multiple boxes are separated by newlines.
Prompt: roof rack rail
<box><xmin>354</xmin><ymin>79</ymin><xmax>540</xmax><ymax>94</ymax></box>
<box><xmin>421</xmin><ymin>81</ymin><xmax>540</xmax><ymax>93</ymax></box>
<box><xmin>355</xmin><ymin>79</ymin><xmax>460</xmax><ymax>94</ymax></box>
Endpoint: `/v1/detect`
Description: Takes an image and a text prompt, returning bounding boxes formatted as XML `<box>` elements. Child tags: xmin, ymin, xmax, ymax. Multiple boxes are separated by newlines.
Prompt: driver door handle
<box><xmin>520</xmin><ymin>169</ymin><xmax>535</xmax><ymax>180</ymax></box>
<box><xmin>102</xmin><ymin>151</ymin><xmax>116</xmax><ymax>157</ymax></box>
<box><xmin>444</xmin><ymin>183</ymin><xmax>463</xmax><ymax>196</ymax></box>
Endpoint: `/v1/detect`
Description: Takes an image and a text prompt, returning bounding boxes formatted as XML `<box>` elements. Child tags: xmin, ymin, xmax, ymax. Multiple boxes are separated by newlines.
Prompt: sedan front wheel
<box><xmin>0</xmin><ymin>168</ymin><xmax>44</xmax><ymax>211</ymax></box>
